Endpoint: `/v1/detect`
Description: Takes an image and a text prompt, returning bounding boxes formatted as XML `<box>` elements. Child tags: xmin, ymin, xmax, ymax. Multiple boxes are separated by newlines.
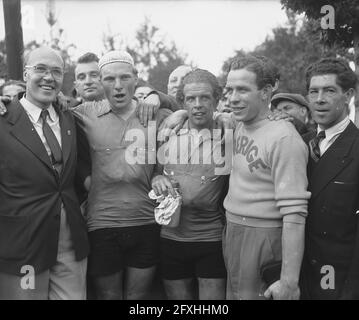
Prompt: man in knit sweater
<box><xmin>223</xmin><ymin>55</ymin><xmax>311</xmax><ymax>300</ymax></box>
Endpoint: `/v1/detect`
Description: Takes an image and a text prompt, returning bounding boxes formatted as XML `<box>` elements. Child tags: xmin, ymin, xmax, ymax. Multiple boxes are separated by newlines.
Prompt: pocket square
<box><xmin>333</xmin><ymin>181</ymin><xmax>357</xmax><ymax>185</ymax></box>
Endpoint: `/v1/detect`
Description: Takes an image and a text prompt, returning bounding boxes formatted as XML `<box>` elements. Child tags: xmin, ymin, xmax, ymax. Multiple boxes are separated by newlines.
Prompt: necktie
<box><xmin>309</xmin><ymin>130</ymin><xmax>326</xmax><ymax>162</ymax></box>
<box><xmin>40</xmin><ymin>109</ymin><xmax>63</xmax><ymax>175</ymax></box>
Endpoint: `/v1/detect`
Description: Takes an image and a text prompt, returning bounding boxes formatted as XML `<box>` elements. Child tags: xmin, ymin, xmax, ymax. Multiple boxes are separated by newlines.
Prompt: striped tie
<box><xmin>40</xmin><ymin>109</ymin><xmax>63</xmax><ymax>175</ymax></box>
<box><xmin>309</xmin><ymin>130</ymin><xmax>326</xmax><ymax>162</ymax></box>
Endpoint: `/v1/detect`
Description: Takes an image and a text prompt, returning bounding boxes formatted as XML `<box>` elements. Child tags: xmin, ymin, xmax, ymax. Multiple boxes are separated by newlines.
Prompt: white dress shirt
<box><xmin>348</xmin><ymin>97</ymin><xmax>355</xmax><ymax>122</ymax></box>
<box><xmin>20</xmin><ymin>97</ymin><xmax>62</xmax><ymax>157</ymax></box>
<box><xmin>318</xmin><ymin>116</ymin><xmax>350</xmax><ymax>156</ymax></box>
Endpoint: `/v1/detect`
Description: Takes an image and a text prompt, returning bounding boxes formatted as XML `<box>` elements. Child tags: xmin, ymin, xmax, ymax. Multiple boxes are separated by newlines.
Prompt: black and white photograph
<box><xmin>0</xmin><ymin>0</ymin><xmax>359</xmax><ymax>306</ymax></box>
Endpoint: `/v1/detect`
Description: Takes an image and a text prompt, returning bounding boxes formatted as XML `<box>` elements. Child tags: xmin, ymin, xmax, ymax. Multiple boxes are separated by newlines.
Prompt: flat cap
<box><xmin>271</xmin><ymin>93</ymin><xmax>309</xmax><ymax>110</ymax></box>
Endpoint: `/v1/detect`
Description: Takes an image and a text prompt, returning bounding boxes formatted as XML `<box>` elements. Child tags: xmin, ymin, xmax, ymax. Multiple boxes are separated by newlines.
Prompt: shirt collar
<box><xmin>177</xmin><ymin>120</ymin><xmax>215</xmax><ymax>143</ymax></box>
<box><xmin>317</xmin><ymin>116</ymin><xmax>350</xmax><ymax>140</ymax></box>
<box><xmin>20</xmin><ymin>96</ymin><xmax>58</xmax><ymax>123</ymax></box>
<box><xmin>95</xmin><ymin>99</ymin><xmax>138</xmax><ymax>118</ymax></box>
<box><xmin>95</xmin><ymin>99</ymin><xmax>112</xmax><ymax>117</ymax></box>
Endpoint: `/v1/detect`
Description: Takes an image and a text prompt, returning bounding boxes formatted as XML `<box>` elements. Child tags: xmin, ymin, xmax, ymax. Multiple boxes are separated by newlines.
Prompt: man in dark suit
<box><xmin>0</xmin><ymin>47</ymin><xmax>89</xmax><ymax>299</ymax></box>
<box><xmin>301</xmin><ymin>57</ymin><xmax>359</xmax><ymax>299</ymax></box>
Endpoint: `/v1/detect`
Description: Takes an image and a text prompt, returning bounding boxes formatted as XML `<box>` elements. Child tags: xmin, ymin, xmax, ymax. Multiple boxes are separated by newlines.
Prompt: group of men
<box><xmin>0</xmin><ymin>45</ymin><xmax>358</xmax><ymax>300</ymax></box>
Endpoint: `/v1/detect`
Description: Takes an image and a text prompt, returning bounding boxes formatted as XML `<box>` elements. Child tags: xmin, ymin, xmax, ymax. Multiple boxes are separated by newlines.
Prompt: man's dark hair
<box><xmin>77</xmin><ymin>52</ymin><xmax>99</xmax><ymax>64</ymax></box>
<box><xmin>305</xmin><ymin>57</ymin><xmax>358</xmax><ymax>92</ymax></box>
<box><xmin>229</xmin><ymin>55</ymin><xmax>279</xmax><ymax>89</ymax></box>
<box><xmin>177</xmin><ymin>68</ymin><xmax>222</xmax><ymax>106</ymax></box>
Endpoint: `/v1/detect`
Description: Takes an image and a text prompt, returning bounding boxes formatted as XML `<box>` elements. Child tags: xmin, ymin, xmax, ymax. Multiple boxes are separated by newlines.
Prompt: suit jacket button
<box><xmin>310</xmin><ymin>259</ymin><xmax>317</xmax><ymax>265</ymax></box>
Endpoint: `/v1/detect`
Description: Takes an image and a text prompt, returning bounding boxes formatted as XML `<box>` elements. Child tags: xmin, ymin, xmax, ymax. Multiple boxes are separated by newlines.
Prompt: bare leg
<box><xmin>198</xmin><ymin>278</ymin><xmax>226</xmax><ymax>300</ymax></box>
<box><xmin>164</xmin><ymin>278</ymin><xmax>195</xmax><ymax>300</ymax></box>
<box><xmin>92</xmin><ymin>271</ymin><xmax>123</xmax><ymax>300</ymax></box>
<box><xmin>125</xmin><ymin>266</ymin><xmax>157</xmax><ymax>300</ymax></box>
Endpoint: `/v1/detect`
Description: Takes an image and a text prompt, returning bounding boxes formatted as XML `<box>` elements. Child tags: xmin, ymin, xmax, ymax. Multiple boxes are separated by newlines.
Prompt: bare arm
<box><xmin>137</xmin><ymin>91</ymin><xmax>181</xmax><ymax>127</ymax></box>
<box><xmin>282</xmin><ymin>221</ymin><xmax>305</xmax><ymax>286</ymax></box>
<box><xmin>264</xmin><ymin>221</ymin><xmax>305</xmax><ymax>300</ymax></box>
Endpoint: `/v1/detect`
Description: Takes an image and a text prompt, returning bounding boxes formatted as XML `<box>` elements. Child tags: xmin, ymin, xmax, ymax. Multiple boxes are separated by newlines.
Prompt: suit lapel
<box><xmin>302</xmin><ymin>130</ymin><xmax>316</xmax><ymax>145</ymax></box>
<box><xmin>303</xmin><ymin>130</ymin><xmax>316</xmax><ymax>178</ymax></box>
<box><xmin>7</xmin><ymin>99</ymin><xmax>53</xmax><ymax>171</ymax></box>
<box><xmin>310</xmin><ymin>122</ymin><xmax>357</xmax><ymax>199</ymax></box>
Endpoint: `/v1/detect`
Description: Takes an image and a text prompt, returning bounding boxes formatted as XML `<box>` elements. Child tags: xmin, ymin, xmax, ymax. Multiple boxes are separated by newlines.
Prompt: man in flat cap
<box><xmin>271</xmin><ymin>93</ymin><xmax>313</xmax><ymax>135</ymax></box>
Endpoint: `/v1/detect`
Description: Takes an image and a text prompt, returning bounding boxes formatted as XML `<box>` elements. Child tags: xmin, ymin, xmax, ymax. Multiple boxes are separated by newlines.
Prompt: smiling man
<box><xmin>300</xmin><ymin>58</ymin><xmax>359</xmax><ymax>300</ymax></box>
<box><xmin>0</xmin><ymin>47</ymin><xmax>89</xmax><ymax>299</ymax></box>
<box><xmin>223</xmin><ymin>55</ymin><xmax>310</xmax><ymax>300</ymax></box>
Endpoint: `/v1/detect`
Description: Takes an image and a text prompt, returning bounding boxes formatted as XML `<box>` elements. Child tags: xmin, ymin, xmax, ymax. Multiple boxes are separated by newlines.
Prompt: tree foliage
<box><xmin>220</xmin><ymin>12</ymin><xmax>352</xmax><ymax>95</ymax></box>
<box><xmin>103</xmin><ymin>17</ymin><xmax>189</xmax><ymax>93</ymax></box>
<box><xmin>281</xmin><ymin>0</ymin><xmax>359</xmax><ymax>107</ymax></box>
<box><xmin>281</xmin><ymin>0</ymin><xmax>359</xmax><ymax>67</ymax></box>
<box><xmin>147</xmin><ymin>56</ymin><xmax>187</xmax><ymax>93</ymax></box>
<box><xmin>128</xmin><ymin>18</ymin><xmax>189</xmax><ymax>92</ymax></box>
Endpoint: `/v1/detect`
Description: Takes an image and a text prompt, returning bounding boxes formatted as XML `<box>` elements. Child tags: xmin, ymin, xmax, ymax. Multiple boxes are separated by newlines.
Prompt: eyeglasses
<box><xmin>25</xmin><ymin>64</ymin><xmax>64</xmax><ymax>79</ymax></box>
